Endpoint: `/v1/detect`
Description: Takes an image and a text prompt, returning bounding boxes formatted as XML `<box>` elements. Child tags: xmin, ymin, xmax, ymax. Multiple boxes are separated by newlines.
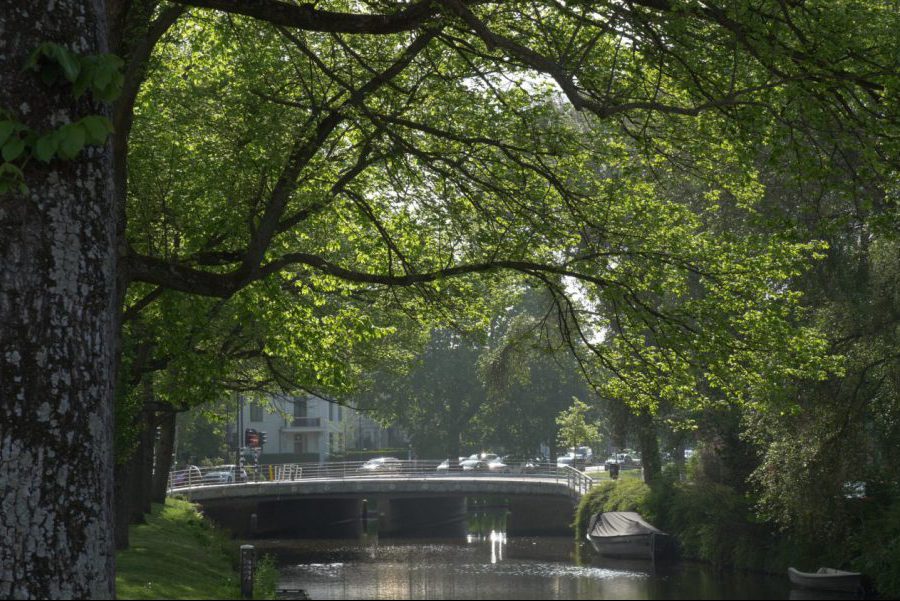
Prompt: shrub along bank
<box><xmin>116</xmin><ymin>498</ymin><xmax>277</xmax><ymax>600</ymax></box>
<box><xmin>575</xmin><ymin>475</ymin><xmax>900</xmax><ymax>597</ymax></box>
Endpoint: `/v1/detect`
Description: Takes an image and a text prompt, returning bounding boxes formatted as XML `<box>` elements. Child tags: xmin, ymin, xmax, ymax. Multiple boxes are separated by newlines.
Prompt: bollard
<box><xmin>240</xmin><ymin>544</ymin><xmax>255</xmax><ymax>599</ymax></box>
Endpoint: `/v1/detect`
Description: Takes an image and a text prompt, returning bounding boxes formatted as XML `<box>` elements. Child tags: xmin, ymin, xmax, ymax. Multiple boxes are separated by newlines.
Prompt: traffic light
<box><xmin>244</xmin><ymin>428</ymin><xmax>259</xmax><ymax>448</ymax></box>
<box><xmin>259</xmin><ymin>431</ymin><xmax>268</xmax><ymax>446</ymax></box>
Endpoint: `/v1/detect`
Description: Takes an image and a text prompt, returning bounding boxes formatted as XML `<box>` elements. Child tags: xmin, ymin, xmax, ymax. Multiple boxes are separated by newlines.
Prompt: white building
<box><xmin>240</xmin><ymin>394</ymin><xmax>405</xmax><ymax>462</ymax></box>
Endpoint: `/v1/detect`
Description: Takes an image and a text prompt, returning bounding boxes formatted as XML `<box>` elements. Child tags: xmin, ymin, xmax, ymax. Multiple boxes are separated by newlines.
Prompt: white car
<box><xmin>358</xmin><ymin>457</ymin><xmax>403</xmax><ymax>472</ymax></box>
<box><xmin>202</xmin><ymin>466</ymin><xmax>247</xmax><ymax>484</ymax></box>
<box><xmin>557</xmin><ymin>455</ymin><xmax>575</xmax><ymax>467</ymax></box>
<box><xmin>486</xmin><ymin>458</ymin><xmax>509</xmax><ymax>472</ymax></box>
<box><xmin>460</xmin><ymin>459</ymin><xmax>490</xmax><ymax>471</ymax></box>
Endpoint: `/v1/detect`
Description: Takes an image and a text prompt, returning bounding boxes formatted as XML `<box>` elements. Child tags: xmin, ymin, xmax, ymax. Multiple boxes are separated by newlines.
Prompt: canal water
<box><xmin>255</xmin><ymin>535</ymin><xmax>807</xmax><ymax>600</ymax></box>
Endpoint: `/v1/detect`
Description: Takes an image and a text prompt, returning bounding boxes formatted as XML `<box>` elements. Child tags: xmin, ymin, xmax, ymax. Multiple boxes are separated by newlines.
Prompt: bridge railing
<box><xmin>167</xmin><ymin>460</ymin><xmax>599</xmax><ymax>496</ymax></box>
<box><xmin>561</xmin><ymin>465</ymin><xmax>594</xmax><ymax>497</ymax></box>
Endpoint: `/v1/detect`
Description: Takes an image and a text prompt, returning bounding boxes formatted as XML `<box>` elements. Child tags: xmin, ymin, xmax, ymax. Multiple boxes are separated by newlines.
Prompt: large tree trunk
<box><xmin>0</xmin><ymin>1</ymin><xmax>117</xmax><ymax>598</ymax></box>
<box><xmin>138</xmin><ymin>385</ymin><xmax>155</xmax><ymax>516</ymax></box>
<box><xmin>637</xmin><ymin>413</ymin><xmax>661</xmax><ymax>484</ymax></box>
<box><xmin>113</xmin><ymin>460</ymin><xmax>132</xmax><ymax>550</ymax></box>
<box><xmin>152</xmin><ymin>410</ymin><xmax>176</xmax><ymax>503</ymax></box>
<box><xmin>673</xmin><ymin>438</ymin><xmax>687</xmax><ymax>481</ymax></box>
<box><xmin>129</xmin><ymin>417</ymin><xmax>150</xmax><ymax>523</ymax></box>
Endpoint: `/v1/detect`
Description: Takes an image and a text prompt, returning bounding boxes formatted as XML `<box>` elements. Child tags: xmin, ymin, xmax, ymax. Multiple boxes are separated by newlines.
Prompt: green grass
<box><xmin>587</xmin><ymin>468</ymin><xmax>643</xmax><ymax>482</ymax></box>
<box><xmin>117</xmin><ymin>498</ymin><xmax>275</xmax><ymax>600</ymax></box>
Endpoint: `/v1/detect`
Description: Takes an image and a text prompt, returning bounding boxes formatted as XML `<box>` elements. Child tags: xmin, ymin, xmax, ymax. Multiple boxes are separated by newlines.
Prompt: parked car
<box><xmin>460</xmin><ymin>459</ymin><xmax>490</xmax><ymax>471</ymax></box>
<box><xmin>519</xmin><ymin>457</ymin><xmax>545</xmax><ymax>472</ymax></box>
<box><xmin>465</xmin><ymin>453</ymin><xmax>500</xmax><ymax>463</ymax></box>
<box><xmin>557</xmin><ymin>454</ymin><xmax>575</xmax><ymax>467</ymax></box>
<box><xmin>576</xmin><ymin>446</ymin><xmax>594</xmax><ymax>464</ymax></box>
<box><xmin>605</xmin><ymin>453</ymin><xmax>638</xmax><ymax>470</ymax></box>
<box><xmin>436</xmin><ymin>459</ymin><xmax>459</xmax><ymax>471</ymax></box>
<box><xmin>202</xmin><ymin>465</ymin><xmax>248</xmax><ymax>484</ymax></box>
<box><xmin>486</xmin><ymin>458</ymin><xmax>509</xmax><ymax>472</ymax></box>
<box><xmin>358</xmin><ymin>457</ymin><xmax>403</xmax><ymax>472</ymax></box>
<box><xmin>558</xmin><ymin>449</ymin><xmax>592</xmax><ymax>467</ymax></box>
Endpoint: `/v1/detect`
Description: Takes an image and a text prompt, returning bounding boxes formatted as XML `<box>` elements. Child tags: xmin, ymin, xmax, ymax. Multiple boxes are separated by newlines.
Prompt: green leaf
<box><xmin>50</xmin><ymin>44</ymin><xmax>81</xmax><ymax>82</ymax></box>
<box><xmin>23</xmin><ymin>43</ymin><xmax>48</xmax><ymax>72</ymax></box>
<box><xmin>93</xmin><ymin>64</ymin><xmax>112</xmax><ymax>92</ymax></box>
<box><xmin>34</xmin><ymin>133</ymin><xmax>59</xmax><ymax>163</ymax></box>
<box><xmin>73</xmin><ymin>69</ymin><xmax>91</xmax><ymax>98</ymax></box>
<box><xmin>2</xmin><ymin>136</ymin><xmax>25</xmax><ymax>162</ymax></box>
<box><xmin>25</xmin><ymin>43</ymin><xmax>80</xmax><ymax>84</ymax></box>
<box><xmin>80</xmin><ymin>116</ymin><xmax>113</xmax><ymax>145</ymax></box>
<box><xmin>0</xmin><ymin>163</ymin><xmax>22</xmax><ymax>176</ymax></box>
<box><xmin>57</xmin><ymin>124</ymin><xmax>86</xmax><ymax>160</ymax></box>
<box><xmin>0</xmin><ymin>121</ymin><xmax>15</xmax><ymax>148</ymax></box>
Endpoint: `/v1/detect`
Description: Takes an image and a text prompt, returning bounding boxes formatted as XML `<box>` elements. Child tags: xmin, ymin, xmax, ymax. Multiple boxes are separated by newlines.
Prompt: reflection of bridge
<box><xmin>169</xmin><ymin>461</ymin><xmax>595</xmax><ymax>538</ymax></box>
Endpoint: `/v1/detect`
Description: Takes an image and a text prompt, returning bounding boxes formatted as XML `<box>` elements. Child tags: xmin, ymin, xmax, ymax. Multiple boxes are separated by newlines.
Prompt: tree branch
<box><xmin>171</xmin><ymin>0</ymin><xmax>444</xmax><ymax>34</ymax></box>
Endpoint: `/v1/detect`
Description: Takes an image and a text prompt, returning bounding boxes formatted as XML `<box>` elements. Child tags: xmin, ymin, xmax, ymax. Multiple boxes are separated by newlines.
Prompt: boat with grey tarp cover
<box><xmin>788</xmin><ymin>567</ymin><xmax>863</xmax><ymax>595</ymax></box>
<box><xmin>586</xmin><ymin>511</ymin><xmax>669</xmax><ymax>560</ymax></box>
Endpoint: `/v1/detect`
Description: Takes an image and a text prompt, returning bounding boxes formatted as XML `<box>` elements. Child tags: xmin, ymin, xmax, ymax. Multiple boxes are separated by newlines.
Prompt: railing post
<box><xmin>240</xmin><ymin>544</ymin><xmax>255</xmax><ymax>599</ymax></box>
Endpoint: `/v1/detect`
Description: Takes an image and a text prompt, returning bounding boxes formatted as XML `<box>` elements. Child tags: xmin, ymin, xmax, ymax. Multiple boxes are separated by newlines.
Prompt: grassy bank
<box><xmin>116</xmin><ymin>498</ymin><xmax>277</xmax><ymax>600</ymax></box>
<box><xmin>575</xmin><ymin>476</ymin><xmax>900</xmax><ymax>597</ymax></box>
<box><xmin>575</xmin><ymin>478</ymin><xmax>794</xmax><ymax>571</ymax></box>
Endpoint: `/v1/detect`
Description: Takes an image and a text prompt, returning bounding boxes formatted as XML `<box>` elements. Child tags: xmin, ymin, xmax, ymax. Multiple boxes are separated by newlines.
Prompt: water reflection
<box><xmin>258</xmin><ymin>500</ymin><xmax>790</xmax><ymax>600</ymax></box>
<box><xmin>262</xmin><ymin>535</ymin><xmax>792</xmax><ymax>600</ymax></box>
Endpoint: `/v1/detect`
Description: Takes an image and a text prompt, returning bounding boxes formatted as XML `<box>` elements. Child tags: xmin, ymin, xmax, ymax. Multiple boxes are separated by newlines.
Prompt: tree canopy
<box><xmin>1</xmin><ymin>0</ymin><xmax>897</xmax><ymax>596</ymax></box>
<box><xmin>120</xmin><ymin>0</ymin><xmax>899</xmax><ymax>416</ymax></box>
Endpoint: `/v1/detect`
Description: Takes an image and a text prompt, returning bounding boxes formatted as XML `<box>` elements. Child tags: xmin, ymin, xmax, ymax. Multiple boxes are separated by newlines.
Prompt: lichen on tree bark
<box><xmin>0</xmin><ymin>0</ymin><xmax>117</xmax><ymax>598</ymax></box>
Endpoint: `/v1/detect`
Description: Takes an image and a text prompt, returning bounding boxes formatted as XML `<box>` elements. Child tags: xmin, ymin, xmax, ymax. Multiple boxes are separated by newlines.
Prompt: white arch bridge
<box><xmin>168</xmin><ymin>461</ymin><xmax>596</xmax><ymax>537</ymax></box>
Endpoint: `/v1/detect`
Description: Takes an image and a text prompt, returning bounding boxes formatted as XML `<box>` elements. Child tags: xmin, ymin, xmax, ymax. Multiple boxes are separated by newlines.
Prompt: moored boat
<box><xmin>585</xmin><ymin>511</ymin><xmax>668</xmax><ymax>560</ymax></box>
<box><xmin>788</xmin><ymin>567</ymin><xmax>863</xmax><ymax>594</ymax></box>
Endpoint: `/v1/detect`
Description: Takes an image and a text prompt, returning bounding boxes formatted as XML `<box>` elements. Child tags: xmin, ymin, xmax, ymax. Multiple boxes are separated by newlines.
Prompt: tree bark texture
<box><xmin>0</xmin><ymin>1</ymin><xmax>116</xmax><ymax>598</ymax></box>
<box><xmin>113</xmin><ymin>460</ymin><xmax>131</xmax><ymax>551</ymax></box>
<box><xmin>128</xmin><ymin>422</ymin><xmax>149</xmax><ymax>524</ymax></box>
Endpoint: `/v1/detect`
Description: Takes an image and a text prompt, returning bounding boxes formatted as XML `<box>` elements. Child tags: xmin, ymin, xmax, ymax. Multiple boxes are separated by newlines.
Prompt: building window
<box><xmin>329</xmin><ymin>403</ymin><xmax>334</xmax><ymax>422</ymax></box>
<box><xmin>294</xmin><ymin>398</ymin><xmax>308</xmax><ymax>418</ymax></box>
<box><xmin>250</xmin><ymin>404</ymin><xmax>264</xmax><ymax>422</ymax></box>
<box><xmin>338</xmin><ymin>406</ymin><xmax>342</xmax><ymax>422</ymax></box>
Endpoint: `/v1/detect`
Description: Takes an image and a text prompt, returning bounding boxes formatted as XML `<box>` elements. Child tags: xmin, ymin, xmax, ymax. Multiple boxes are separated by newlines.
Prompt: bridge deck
<box><xmin>174</xmin><ymin>475</ymin><xmax>585</xmax><ymax>501</ymax></box>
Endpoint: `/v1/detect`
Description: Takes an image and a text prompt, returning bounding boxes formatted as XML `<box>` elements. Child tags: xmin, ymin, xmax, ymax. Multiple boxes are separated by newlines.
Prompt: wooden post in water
<box><xmin>240</xmin><ymin>544</ymin><xmax>255</xmax><ymax>599</ymax></box>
